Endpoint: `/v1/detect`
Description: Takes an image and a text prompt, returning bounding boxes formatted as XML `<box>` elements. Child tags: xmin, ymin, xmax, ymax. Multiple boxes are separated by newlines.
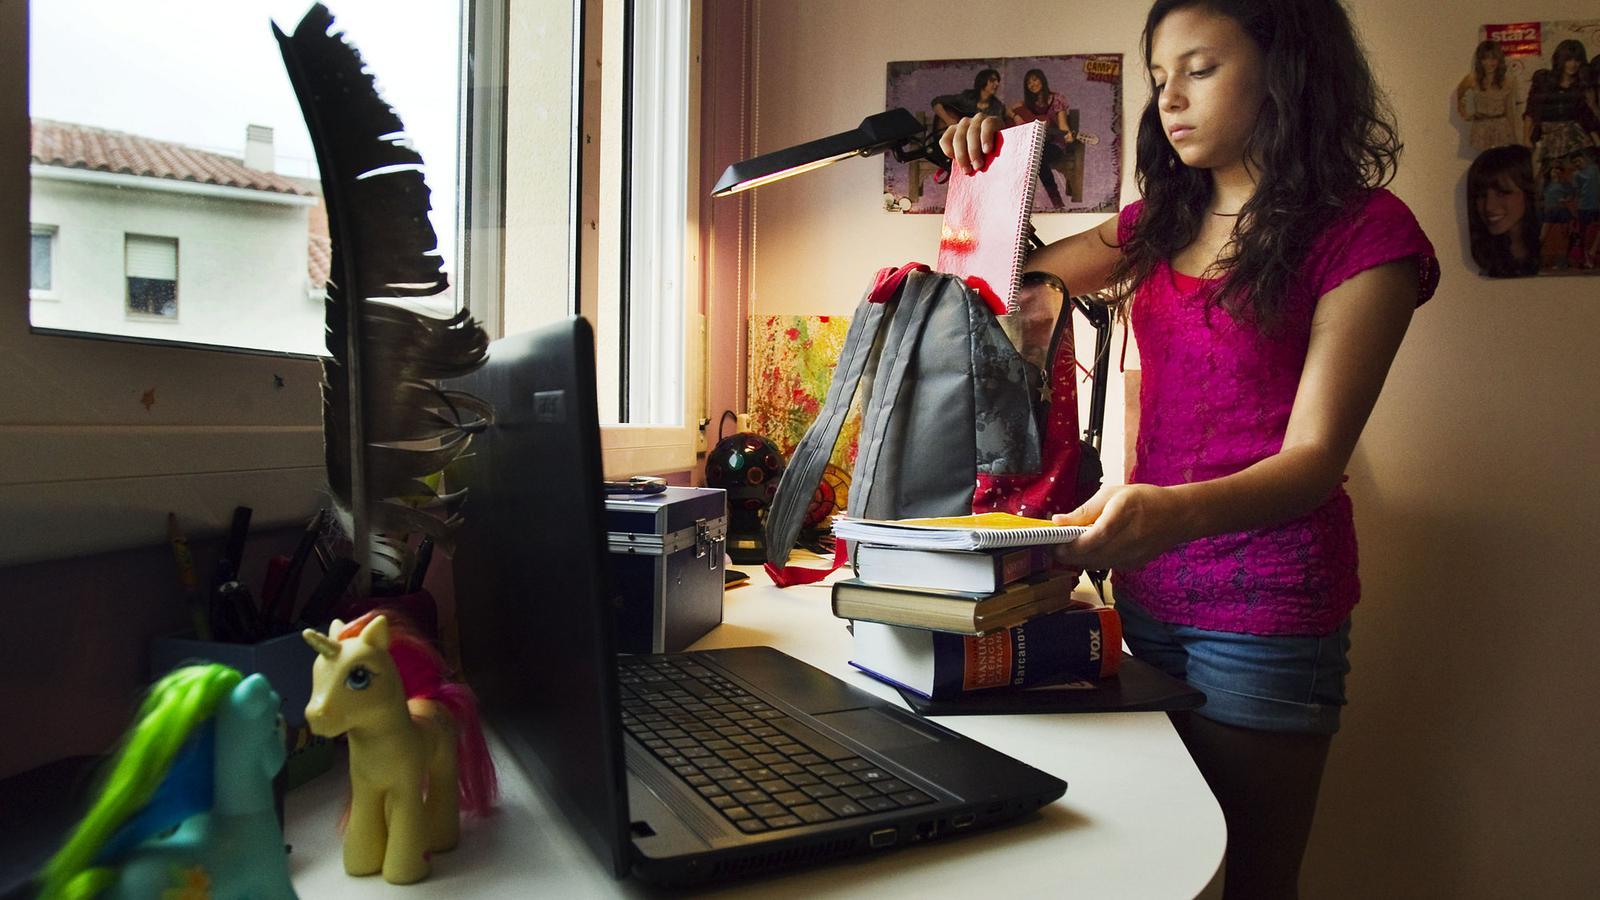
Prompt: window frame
<box><xmin>0</xmin><ymin>1</ymin><xmax>491</xmax><ymax>566</ymax></box>
<box><xmin>2</xmin><ymin>0</ymin><xmax>695</xmax><ymax>566</ymax></box>
<box><xmin>588</xmin><ymin>0</ymin><xmax>700</xmax><ymax>477</ymax></box>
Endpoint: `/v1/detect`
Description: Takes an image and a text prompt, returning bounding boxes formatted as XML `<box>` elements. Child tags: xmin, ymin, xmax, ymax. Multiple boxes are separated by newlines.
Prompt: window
<box><xmin>29</xmin><ymin>224</ymin><xmax>53</xmax><ymax>296</ymax></box>
<box><xmin>124</xmin><ymin>234</ymin><xmax>178</xmax><ymax>319</ymax></box>
<box><xmin>5</xmin><ymin>0</ymin><xmax>695</xmax><ymax>564</ymax></box>
<box><xmin>543</xmin><ymin>0</ymin><xmax>700</xmax><ymax>477</ymax></box>
<box><xmin>4</xmin><ymin>1</ymin><xmax>495</xmax><ymax>565</ymax></box>
<box><xmin>493</xmin><ymin>0</ymin><xmax>699</xmax><ymax>477</ymax></box>
<box><xmin>26</xmin><ymin>0</ymin><xmax>463</xmax><ymax>356</ymax></box>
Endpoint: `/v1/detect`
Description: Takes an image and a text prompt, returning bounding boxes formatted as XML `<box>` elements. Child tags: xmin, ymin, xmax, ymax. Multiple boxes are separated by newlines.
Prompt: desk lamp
<box><xmin>709</xmin><ymin>109</ymin><xmax>951</xmax><ymax>565</ymax></box>
<box><xmin>711</xmin><ymin>108</ymin><xmax>950</xmax><ymax>196</ymax></box>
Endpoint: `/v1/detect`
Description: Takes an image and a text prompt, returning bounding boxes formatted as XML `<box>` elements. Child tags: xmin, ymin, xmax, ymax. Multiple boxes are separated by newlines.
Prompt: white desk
<box><xmin>285</xmin><ymin>567</ymin><xmax>1226</xmax><ymax>898</ymax></box>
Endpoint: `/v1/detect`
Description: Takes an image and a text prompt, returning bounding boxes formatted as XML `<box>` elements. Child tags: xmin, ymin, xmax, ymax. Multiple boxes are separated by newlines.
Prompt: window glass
<box><xmin>124</xmin><ymin>234</ymin><xmax>179</xmax><ymax>318</ymax></box>
<box><xmin>623</xmin><ymin>0</ymin><xmax>692</xmax><ymax>427</ymax></box>
<box><xmin>29</xmin><ymin>227</ymin><xmax>53</xmax><ymax>292</ymax></box>
<box><xmin>27</xmin><ymin>0</ymin><xmax>463</xmax><ymax>355</ymax></box>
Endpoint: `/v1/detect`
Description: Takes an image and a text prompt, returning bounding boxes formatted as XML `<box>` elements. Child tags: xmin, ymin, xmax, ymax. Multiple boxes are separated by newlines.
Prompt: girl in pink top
<box><xmin>943</xmin><ymin>1</ymin><xmax>1438</xmax><ymax>896</ymax></box>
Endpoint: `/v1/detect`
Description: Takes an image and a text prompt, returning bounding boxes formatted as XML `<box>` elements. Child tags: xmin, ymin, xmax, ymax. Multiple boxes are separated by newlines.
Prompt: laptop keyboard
<box><xmin>618</xmin><ymin>656</ymin><xmax>936</xmax><ymax>834</ymax></box>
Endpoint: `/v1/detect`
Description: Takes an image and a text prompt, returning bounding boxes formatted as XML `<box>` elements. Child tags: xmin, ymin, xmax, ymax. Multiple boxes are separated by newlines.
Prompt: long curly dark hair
<box><xmin>1107</xmin><ymin>0</ymin><xmax>1402</xmax><ymax>327</ymax></box>
<box><xmin>1466</xmin><ymin>144</ymin><xmax>1539</xmax><ymax>278</ymax></box>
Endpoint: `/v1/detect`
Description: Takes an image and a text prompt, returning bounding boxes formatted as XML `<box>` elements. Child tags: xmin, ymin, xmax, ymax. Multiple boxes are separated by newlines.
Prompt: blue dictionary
<box><xmin>849</xmin><ymin>606</ymin><xmax>1121</xmax><ymax>700</ymax></box>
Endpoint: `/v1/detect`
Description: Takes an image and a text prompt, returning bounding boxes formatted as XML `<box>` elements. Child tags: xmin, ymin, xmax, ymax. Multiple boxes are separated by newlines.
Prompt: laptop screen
<box><xmin>449</xmin><ymin>317</ymin><xmax>632</xmax><ymax>876</ymax></box>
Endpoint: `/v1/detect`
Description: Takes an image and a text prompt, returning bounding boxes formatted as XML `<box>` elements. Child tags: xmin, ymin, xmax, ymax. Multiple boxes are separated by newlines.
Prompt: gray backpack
<box><xmin>764</xmin><ymin>264</ymin><xmax>1110</xmax><ymax>577</ymax></box>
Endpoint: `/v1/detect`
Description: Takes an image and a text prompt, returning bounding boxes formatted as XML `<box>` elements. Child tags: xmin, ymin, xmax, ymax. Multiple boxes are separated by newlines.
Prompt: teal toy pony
<box><xmin>38</xmin><ymin>664</ymin><xmax>297</xmax><ymax>900</ymax></box>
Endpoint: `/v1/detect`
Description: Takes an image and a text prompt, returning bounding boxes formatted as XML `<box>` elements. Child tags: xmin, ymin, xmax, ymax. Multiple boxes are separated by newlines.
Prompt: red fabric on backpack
<box><xmin>972</xmin><ymin>319</ymin><xmax>1085</xmax><ymax>519</ymax></box>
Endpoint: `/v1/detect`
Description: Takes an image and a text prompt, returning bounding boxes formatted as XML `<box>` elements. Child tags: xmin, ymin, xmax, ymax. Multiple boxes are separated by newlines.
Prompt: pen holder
<box><xmin>150</xmin><ymin>631</ymin><xmax>334</xmax><ymax>788</ymax></box>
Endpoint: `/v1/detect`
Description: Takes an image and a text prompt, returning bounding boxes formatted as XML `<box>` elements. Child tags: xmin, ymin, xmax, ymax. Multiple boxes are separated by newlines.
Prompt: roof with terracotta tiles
<box><xmin>30</xmin><ymin>118</ymin><xmax>313</xmax><ymax>197</ymax></box>
<box><xmin>308</xmin><ymin>195</ymin><xmax>332</xmax><ymax>287</ymax></box>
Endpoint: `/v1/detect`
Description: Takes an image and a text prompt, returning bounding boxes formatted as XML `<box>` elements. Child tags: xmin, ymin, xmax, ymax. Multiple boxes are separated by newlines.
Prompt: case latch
<box><xmin>695</xmin><ymin>518</ymin><xmax>724</xmax><ymax>569</ymax></box>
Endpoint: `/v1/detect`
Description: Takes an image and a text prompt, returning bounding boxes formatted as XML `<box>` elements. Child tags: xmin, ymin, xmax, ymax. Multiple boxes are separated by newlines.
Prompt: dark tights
<box><xmin>1170</xmin><ymin>711</ymin><xmax>1333</xmax><ymax>900</ymax></box>
<box><xmin>1037</xmin><ymin>142</ymin><xmax>1067</xmax><ymax>207</ymax></box>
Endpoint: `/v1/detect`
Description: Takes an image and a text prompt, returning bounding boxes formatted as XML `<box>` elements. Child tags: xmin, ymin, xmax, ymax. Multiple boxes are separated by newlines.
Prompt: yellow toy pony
<box><xmin>303</xmin><ymin>612</ymin><xmax>495</xmax><ymax>884</ymax></box>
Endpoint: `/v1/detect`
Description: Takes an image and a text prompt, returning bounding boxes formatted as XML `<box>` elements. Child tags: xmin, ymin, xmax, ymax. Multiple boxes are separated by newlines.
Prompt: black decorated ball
<box><xmin>704</xmin><ymin>432</ymin><xmax>787</xmax><ymax>513</ymax></box>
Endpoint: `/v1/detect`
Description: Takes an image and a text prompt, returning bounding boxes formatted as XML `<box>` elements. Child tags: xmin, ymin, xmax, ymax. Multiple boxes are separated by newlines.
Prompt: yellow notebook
<box><xmin>832</xmin><ymin>512</ymin><xmax>1087</xmax><ymax>551</ymax></box>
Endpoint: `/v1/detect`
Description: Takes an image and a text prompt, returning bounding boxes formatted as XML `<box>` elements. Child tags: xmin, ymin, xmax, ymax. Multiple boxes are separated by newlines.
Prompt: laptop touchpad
<box><xmin>813</xmin><ymin>708</ymin><xmax>948</xmax><ymax>750</ymax></box>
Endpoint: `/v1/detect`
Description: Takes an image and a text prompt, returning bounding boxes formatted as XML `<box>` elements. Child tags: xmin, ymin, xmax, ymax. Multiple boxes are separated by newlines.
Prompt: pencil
<box><xmin>167</xmin><ymin>513</ymin><xmax>211</xmax><ymax>641</ymax></box>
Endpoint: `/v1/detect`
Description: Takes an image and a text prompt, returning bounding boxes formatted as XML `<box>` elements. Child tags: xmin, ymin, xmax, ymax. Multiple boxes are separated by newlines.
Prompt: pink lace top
<box><xmin>1113</xmin><ymin>189</ymin><xmax>1439</xmax><ymax>635</ymax></box>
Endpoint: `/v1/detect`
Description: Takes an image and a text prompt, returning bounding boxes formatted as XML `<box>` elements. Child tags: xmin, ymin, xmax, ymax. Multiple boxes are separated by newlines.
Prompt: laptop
<box><xmin>449</xmin><ymin>317</ymin><xmax>1066</xmax><ymax>886</ymax></box>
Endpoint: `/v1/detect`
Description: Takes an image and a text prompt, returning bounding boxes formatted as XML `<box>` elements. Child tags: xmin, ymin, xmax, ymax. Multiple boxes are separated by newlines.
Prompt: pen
<box><xmin>258</xmin><ymin>555</ymin><xmax>292</xmax><ymax>635</ymax></box>
<box><xmin>297</xmin><ymin>558</ymin><xmax>359</xmax><ymax>629</ymax></box>
<box><xmin>220</xmin><ymin>505</ymin><xmax>253</xmax><ymax>587</ymax></box>
<box><xmin>214</xmin><ymin>580</ymin><xmax>259</xmax><ymax>644</ymax></box>
<box><xmin>167</xmin><ymin>513</ymin><xmax>212</xmax><ymax>641</ymax></box>
<box><xmin>267</xmin><ymin>510</ymin><xmax>325</xmax><ymax>628</ymax></box>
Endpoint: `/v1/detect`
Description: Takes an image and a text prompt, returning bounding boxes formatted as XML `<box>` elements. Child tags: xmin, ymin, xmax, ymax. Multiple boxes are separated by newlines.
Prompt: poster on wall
<box><xmin>883</xmin><ymin>54</ymin><xmax>1122</xmax><ymax>215</ymax></box>
<box><xmin>1454</xmin><ymin>20</ymin><xmax>1599</xmax><ymax>278</ymax></box>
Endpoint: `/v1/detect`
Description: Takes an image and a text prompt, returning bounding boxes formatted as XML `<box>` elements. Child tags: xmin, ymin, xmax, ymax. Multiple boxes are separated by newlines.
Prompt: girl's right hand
<box><xmin>939</xmin><ymin>115</ymin><xmax>1004</xmax><ymax>173</ymax></box>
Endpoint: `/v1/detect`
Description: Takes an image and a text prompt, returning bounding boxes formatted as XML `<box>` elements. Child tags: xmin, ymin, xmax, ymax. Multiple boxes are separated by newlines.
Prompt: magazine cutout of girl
<box><xmin>1467</xmin><ymin>144</ymin><xmax>1540</xmax><ymax>278</ymax></box>
<box><xmin>1455</xmin><ymin>40</ymin><xmax>1521</xmax><ymax>152</ymax></box>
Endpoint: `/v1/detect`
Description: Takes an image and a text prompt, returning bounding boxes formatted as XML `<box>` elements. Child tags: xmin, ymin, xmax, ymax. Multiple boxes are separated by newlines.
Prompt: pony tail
<box><xmin>38</xmin><ymin>665</ymin><xmax>242</xmax><ymax>900</ymax></box>
<box><xmin>370</xmin><ymin>609</ymin><xmax>498</xmax><ymax>816</ymax></box>
<box><xmin>431</xmin><ymin>681</ymin><xmax>498</xmax><ymax>816</ymax></box>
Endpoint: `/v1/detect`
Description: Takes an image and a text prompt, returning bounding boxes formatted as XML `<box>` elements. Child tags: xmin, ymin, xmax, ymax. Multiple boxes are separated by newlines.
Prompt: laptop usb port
<box><xmin>951</xmin><ymin>813</ymin><xmax>975</xmax><ymax>830</ymax></box>
<box><xmin>869</xmin><ymin>828</ymin><xmax>897</xmax><ymax>848</ymax></box>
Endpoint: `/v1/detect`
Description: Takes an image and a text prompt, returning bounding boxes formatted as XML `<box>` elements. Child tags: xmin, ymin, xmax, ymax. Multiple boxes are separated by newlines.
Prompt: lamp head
<box><xmin>711</xmin><ymin>108</ymin><xmax>948</xmax><ymax>196</ymax></box>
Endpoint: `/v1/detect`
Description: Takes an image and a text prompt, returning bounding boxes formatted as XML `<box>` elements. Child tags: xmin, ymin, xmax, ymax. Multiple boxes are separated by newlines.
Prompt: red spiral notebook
<box><xmin>936</xmin><ymin>119</ymin><xmax>1046</xmax><ymax>315</ymax></box>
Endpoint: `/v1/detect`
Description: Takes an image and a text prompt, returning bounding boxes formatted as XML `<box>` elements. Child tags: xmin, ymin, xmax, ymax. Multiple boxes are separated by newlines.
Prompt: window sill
<box><xmin>600</xmin><ymin>422</ymin><xmax>697</xmax><ymax>479</ymax></box>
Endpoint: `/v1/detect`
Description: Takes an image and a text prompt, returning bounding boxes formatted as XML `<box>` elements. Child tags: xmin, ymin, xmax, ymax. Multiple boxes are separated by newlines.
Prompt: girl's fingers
<box><xmin>966</xmin><ymin>119</ymin><xmax>987</xmax><ymax>169</ymax></box>
<box><xmin>981</xmin><ymin>116</ymin><xmax>1000</xmax><ymax>154</ymax></box>
<box><xmin>1052</xmin><ymin>486</ymin><xmax>1112</xmax><ymax>527</ymax></box>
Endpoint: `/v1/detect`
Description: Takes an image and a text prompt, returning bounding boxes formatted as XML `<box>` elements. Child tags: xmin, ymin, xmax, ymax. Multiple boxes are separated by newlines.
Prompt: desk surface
<box><xmin>285</xmin><ymin>567</ymin><xmax>1226</xmax><ymax>898</ymax></box>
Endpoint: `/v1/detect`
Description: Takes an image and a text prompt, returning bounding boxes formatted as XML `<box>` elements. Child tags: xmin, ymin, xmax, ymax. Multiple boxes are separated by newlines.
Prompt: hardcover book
<box><xmin>849</xmin><ymin>605</ymin><xmax>1122</xmax><ymax>700</ymax></box>
<box><xmin>851</xmin><ymin>544</ymin><xmax>1052</xmax><ymax>594</ymax></box>
<box><xmin>830</xmin><ymin>570</ymin><xmax>1082</xmax><ymax>635</ymax></box>
<box><xmin>896</xmin><ymin>655</ymin><xmax>1207</xmax><ymax>716</ymax></box>
<box><xmin>936</xmin><ymin>119</ymin><xmax>1047</xmax><ymax>315</ymax></box>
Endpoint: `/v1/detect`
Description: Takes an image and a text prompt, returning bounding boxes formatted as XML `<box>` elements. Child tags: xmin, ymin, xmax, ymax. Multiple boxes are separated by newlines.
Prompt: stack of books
<box><xmin>830</xmin><ymin>513</ymin><xmax>1122</xmax><ymax>700</ymax></box>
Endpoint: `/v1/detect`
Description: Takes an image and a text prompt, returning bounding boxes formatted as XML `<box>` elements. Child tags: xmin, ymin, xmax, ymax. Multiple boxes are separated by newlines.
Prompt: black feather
<box><xmin>275</xmin><ymin>4</ymin><xmax>490</xmax><ymax>583</ymax></box>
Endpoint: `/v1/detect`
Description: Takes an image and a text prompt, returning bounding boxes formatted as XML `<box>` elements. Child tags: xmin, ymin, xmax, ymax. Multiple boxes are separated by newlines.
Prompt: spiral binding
<box><xmin>1005</xmin><ymin>121</ymin><xmax>1048</xmax><ymax>315</ymax></box>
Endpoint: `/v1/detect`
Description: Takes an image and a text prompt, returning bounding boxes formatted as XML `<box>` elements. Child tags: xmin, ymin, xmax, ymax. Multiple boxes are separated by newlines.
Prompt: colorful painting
<box><xmin>884</xmin><ymin>54</ymin><xmax>1123</xmax><ymax>215</ymax></box>
<box><xmin>747</xmin><ymin>314</ymin><xmax>858</xmax><ymax>476</ymax></box>
<box><xmin>1457</xmin><ymin>20</ymin><xmax>1600</xmax><ymax>277</ymax></box>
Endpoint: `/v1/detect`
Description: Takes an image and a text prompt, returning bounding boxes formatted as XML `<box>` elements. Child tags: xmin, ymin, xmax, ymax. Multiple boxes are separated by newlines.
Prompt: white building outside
<box><xmin>29</xmin><ymin>120</ymin><xmax>329</xmax><ymax>357</ymax></box>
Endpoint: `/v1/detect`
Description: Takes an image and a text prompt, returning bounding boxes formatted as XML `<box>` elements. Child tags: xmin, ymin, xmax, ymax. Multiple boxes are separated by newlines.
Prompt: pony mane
<box><xmin>40</xmin><ymin>664</ymin><xmax>242</xmax><ymax>900</ymax></box>
<box><xmin>340</xmin><ymin>609</ymin><xmax>447</xmax><ymax>700</ymax></box>
<box><xmin>340</xmin><ymin>609</ymin><xmax>497</xmax><ymax>815</ymax></box>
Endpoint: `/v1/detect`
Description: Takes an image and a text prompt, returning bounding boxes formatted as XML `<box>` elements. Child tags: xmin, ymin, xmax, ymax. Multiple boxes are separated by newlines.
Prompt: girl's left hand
<box><xmin>1050</xmin><ymin>483</ymin><xmax>1186</xmax><ymax>571</ymax></box>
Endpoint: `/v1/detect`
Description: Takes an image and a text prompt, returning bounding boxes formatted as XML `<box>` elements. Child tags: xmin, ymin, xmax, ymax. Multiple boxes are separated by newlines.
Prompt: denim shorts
<box><xmin>1115</xmin><ymin>593</ymin><xmax>1352</xmax><ymax>735</ymax></box>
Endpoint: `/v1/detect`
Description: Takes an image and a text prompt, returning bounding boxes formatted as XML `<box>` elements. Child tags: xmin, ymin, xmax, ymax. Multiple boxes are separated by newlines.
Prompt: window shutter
<box><xmin>126</xmin><ymin>235</ymin><xmax>178</xmax><ymax>280</ymax></box>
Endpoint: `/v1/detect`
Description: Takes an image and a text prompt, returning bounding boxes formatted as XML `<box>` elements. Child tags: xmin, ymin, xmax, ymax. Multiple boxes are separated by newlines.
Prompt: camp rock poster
<box><xmin>884</xmin><ymin>54</ymin><xmax>1122</xmax><ymax>215</ymax></box>
<box><xmin>1455</xmin><ymin>20</ymin><xmax>1599</xmax><ymax>278</ymax></box>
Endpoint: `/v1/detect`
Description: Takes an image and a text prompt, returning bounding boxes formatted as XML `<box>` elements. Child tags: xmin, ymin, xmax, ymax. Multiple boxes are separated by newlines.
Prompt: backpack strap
<box><xmin>762</xmin><ymin>268</ymin><xmax>922</xmax><ymax>578</ymax></box>
<box><xmin>849</xmin><ymin>269</ymin><xmax>944</xmax><ymax>521</ymax></box>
